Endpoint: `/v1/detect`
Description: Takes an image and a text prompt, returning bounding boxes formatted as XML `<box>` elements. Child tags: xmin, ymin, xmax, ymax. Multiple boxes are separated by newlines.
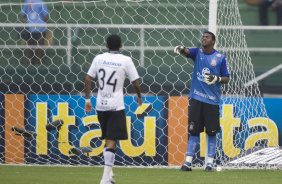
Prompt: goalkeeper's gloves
<box><xmin>203</xmin><ymin>73</ymin><xmax>221</xmax><ymax>85</ymax></box>
<box><xmin>174</xmin><ymin>45</ymin><xmax>186</xmax><ymax>55</ymax></box>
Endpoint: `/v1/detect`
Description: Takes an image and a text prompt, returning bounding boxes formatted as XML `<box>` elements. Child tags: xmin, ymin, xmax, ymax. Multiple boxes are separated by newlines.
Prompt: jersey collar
<box><xmin>109</xmin><ymin>51</ymin><xmax>119</xmax><ymax>54</ymax></box>
<box><xmin>200</xmin><ymin>48</ymin><xmax>216</xmax><ymax>55</ymax></box>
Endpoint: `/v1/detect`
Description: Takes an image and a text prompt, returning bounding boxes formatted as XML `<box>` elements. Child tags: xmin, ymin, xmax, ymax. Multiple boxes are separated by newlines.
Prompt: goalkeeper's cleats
<box><xmin>180</xmin><ymin>162</ymin><xmax>192</xmax><ymax>171</ymax></box>
<box><xmin>205</xmin><ymin>164</ymin><xmax>213</xmax><ymax>172</ymax></box>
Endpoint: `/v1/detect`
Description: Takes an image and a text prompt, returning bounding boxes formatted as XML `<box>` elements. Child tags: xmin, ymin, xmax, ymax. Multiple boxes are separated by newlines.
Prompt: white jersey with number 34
<box><xmin>87</xmin><ymin>52</ymin><xmax>139</xmax><ymax>111</ymax></box>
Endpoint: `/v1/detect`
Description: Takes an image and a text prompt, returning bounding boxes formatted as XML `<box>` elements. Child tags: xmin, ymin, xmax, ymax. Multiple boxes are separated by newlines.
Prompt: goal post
<box><xmin>204</xmin><ymin>0</ymin><xmax>218</xmax><ymax>168</ymax></box>
<box><xmin>0</xmin><ymin>0</ymin><xmax>279</xmax><ymax>168</ymax></box>
<box><xmin>208</xmin><ymin>0</ymin><xmax>218</xmax><ymax>36</ymax></box>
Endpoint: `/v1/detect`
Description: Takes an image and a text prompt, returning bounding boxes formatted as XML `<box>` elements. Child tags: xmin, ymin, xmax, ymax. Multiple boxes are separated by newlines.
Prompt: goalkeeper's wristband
<box><xmin>218</xmin><ymin>77</ymin><xmax>222</xmax><ymax>83</ymax></box>
<box><xmin>85</xmin><ymin>99</ymin><xmax>91</xmax><ymax>103</ymax></box>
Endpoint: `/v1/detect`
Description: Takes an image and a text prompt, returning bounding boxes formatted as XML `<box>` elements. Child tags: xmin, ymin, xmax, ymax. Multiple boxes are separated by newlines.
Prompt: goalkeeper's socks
<box><xmin>207</xmin><ymin>135</ymin><xmax>216</xmax><ymax>158</ymax></box>
<box><xmin>207</xmin><ymin>157</ymin><xmax>214</xmax><ymax>165</ymax></box>
<box><xmin>185</xmin><ymin>155</ymin><xmax>193</xmax><ymax>163</ymax></box>
<box><xmin>187</xmin><ymin>135</ymin><xmax>200</xmax><ymax>156</ymax></box>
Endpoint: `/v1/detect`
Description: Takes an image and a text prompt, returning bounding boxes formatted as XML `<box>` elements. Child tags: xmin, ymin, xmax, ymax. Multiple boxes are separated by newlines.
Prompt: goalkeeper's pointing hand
<box><xmin>203</xmin><ymin>73</ymin><xmax>221</xmax><ymax>85</ymax></box>
<box><xmin>174</xmin><ymin>45</ymin><xmax>186</xmax><ymax>55</ymax></box>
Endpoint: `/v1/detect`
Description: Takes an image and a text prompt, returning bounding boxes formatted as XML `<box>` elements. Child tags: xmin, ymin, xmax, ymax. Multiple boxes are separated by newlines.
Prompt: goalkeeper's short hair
<box><xmin>203</xmin><ymin>30</ymin><xmax>216</xmax><ymax>41</ymax></box>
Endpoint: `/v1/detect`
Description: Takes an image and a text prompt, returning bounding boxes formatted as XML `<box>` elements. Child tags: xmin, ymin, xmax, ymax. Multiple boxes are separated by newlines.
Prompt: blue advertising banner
<box><xmin>264</xmin><ymin>98</ymin><xmax>282</xmax><ymax>144</ymax></box>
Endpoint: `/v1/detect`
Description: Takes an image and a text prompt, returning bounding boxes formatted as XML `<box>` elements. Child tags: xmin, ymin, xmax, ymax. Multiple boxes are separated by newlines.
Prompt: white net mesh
<box><xmin>0</xmin><ymin>0</ymin><xmax>278</xmax><ymax>168</ymax></box>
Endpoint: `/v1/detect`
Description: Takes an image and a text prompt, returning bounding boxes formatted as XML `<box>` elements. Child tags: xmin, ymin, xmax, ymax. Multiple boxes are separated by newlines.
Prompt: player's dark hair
<box><xmin>203</xmin><ymin>31</ymin><xmax>216</xmax><ymax>41</ymax></box>
<box><xmin>106</xmin><ymin>34</ymin><xmax>122</xmax><ymax>51</ymax></box>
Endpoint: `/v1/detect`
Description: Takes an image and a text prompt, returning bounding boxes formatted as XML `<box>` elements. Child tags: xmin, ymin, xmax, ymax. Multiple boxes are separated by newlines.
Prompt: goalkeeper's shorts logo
<box><xmin>189</xmin><ymin>122</ymin><xmax>195</xmax><ymax>131</ymax></box>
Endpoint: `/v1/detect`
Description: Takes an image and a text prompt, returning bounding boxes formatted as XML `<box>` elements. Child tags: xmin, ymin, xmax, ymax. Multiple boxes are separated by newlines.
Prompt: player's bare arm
<box><xmin>220</xmin><ymin>76</ymin><xmax>229</xmax><ymax>84</ymax></box>
<box><xmin>132</xmin><ymin>79</ymin><xmax>142</xmax><ymax>106</ymax></box>
<box><xmin>84</xmin><ymin>74</ymin><xmax>94</xmax><ymax>112</ymax></box>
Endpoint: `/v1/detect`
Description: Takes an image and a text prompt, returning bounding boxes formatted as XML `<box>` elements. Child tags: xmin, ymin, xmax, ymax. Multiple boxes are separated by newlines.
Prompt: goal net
<box><xmin>0</xmin><ymin>0</ymin><xmax>279</xmax><ymax>168</ymax></box>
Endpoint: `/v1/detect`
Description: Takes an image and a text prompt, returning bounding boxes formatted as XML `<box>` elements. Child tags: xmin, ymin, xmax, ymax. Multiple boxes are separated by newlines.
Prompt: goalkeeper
<box><xmin>174</xmin><ymin>31</ymin><xmax>230</xmax><ymax>171</ymax></box>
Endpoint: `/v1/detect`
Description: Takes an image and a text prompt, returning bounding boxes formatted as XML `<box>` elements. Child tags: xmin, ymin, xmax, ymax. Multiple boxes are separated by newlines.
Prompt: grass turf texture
<box><xmin>1</xmin><ymin>165</ymin><xmax>282</xmax><ymax>184</ymax></box>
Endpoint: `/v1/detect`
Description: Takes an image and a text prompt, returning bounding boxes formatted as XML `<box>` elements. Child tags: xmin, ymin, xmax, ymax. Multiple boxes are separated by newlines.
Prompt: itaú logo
<box><xmin>197</xmin><ymin>67</ymin><xmax>210</xmax><ymax>82</ymax></box>
<box><xmin>35</xmin><ymin>102</ymin><xmax>156</xmax><ymax>157</ymax></box>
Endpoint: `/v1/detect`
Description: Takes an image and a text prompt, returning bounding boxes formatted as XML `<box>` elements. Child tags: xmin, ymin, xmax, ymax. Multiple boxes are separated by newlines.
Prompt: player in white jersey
<box><xmin>84</xmin><ymin>34</ymin><xmax>142</xmax><ymax>184</ymax></box>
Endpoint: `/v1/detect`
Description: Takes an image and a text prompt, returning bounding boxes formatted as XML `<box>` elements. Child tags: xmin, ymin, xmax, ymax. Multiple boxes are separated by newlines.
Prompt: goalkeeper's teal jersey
<box><xmin>187</xmin><ymin>48</ymin><xmax>230</xmax><ymax>105</ymax></box>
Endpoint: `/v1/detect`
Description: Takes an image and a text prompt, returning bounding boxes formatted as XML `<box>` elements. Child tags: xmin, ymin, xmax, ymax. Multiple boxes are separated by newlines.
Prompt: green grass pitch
<box><xmin>1</xmin><ymin>165</ymin><xmax>282</xmax><ymax>184</ymax></box>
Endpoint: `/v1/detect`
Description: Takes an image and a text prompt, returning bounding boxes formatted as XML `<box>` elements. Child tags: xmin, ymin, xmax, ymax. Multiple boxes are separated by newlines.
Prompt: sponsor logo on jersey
<box><xmin>197</xmin><ymin>67</ymin><xmax>210</xmax><ymax>82</ymax></box>
<box><xmin>194</xmin><ymin>89</ymin><xmax>216</xmax><ymax>100</ymax></box>
<box><xmin>98</xmin><ymin>60</ymin><xmax>122</xmax><ymax>68</ymax></box>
